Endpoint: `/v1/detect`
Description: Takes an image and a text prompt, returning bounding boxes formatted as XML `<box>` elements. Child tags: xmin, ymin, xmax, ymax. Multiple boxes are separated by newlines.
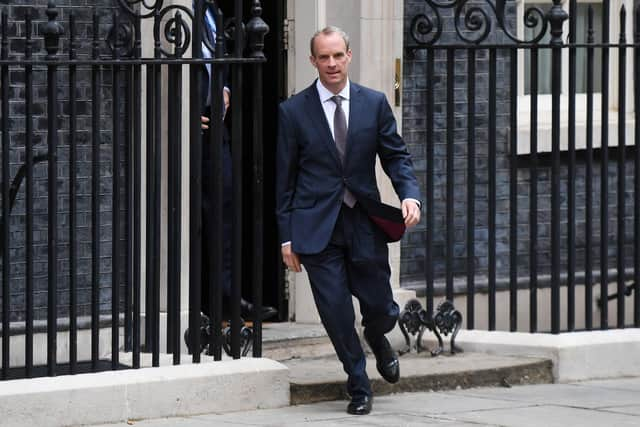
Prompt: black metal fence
<box><xmin>406</xmin><ymin>0</ymin><xmax>640</xmax><ymax>334</ymax></box>
<box><xmin>0</xmin><ymin>0</ymin><xmax>267</xmax><ymax>381</ymax></box>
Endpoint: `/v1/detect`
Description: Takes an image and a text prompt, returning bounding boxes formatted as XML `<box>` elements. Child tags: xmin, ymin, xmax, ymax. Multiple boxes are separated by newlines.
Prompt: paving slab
<box><xmin>286</xmin><ymin>351</ymin><xmax>552</xmax><ymax>404</ymax></box>
<box><xmin>95</xmin><ymin>378</ymin><xmax>640</xmax><ymax>427</ymax></box>
<box><xmin>454</xmin><ymin>381</ymin><xmax>640</xmax><ymax>409</ymax></box>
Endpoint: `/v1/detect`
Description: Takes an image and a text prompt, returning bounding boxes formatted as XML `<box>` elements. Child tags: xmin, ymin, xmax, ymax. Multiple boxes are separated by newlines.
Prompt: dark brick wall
<box><xmin>1</xmin><ymin>1</ymin><xmax>125</xmax><ymax>322</ymax></box>
<box><xmin>401</xmin><ymin>1</ymin><xmax>636</xmax><ymax>289</ymax></box>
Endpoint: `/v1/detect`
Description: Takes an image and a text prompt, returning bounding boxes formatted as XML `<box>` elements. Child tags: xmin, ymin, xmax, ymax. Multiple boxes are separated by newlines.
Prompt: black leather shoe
<box><xmin>347</xmin><ymin>395</ymin><xmax>372</xmax><ymax>415</ymax></box>
<box><xmin>240</xmin><ymin>299</ymin><xmax>278</xmax><ymax>321</ymax></box>
<box><xmin>366</xmin><ymin>335</ymin><xmax>400</xmax><ymax>384</ymax></box>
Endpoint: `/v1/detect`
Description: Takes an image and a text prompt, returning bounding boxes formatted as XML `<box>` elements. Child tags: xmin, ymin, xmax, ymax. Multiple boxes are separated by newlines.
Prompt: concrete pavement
<box><xmin>94</xmin><ymin>377</ymin><xmax>640</xmax><ymax>426</ymax></box>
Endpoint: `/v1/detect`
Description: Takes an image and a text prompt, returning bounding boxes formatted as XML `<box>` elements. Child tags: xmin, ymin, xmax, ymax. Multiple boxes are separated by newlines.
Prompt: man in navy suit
<box><xmin>276</xmin><ymin>26</ymin><xmax>421</xmax><ymax>415</ymax></box>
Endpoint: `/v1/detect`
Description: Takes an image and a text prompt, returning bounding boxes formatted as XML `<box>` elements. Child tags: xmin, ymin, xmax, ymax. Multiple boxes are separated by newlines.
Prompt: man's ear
<box><xmin>346</xmin><ymin>49</ymin><xmax>352</xmax><ymax>63</ymax></box>
<box><xmin>309</xmin><ymin>55</ymin><xmax>317</xmax><ymax>68</ymax></box>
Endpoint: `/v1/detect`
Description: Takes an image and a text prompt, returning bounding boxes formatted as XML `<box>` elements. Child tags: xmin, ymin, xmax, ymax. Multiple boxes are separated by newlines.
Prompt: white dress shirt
<box><xmin>316</xmin><ymin>79</ymin><xmax>350</xmax><ymax>140</ymax></box>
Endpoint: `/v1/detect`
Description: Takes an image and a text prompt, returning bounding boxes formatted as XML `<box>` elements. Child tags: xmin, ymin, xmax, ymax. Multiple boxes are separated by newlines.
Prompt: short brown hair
<box><xmin>310</xmin><ymin>26</ymin><xmax>350</xmax><ymax>57</ymax></box>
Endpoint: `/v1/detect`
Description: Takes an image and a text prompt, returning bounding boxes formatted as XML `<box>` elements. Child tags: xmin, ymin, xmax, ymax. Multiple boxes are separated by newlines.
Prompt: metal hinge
<box><xmin>283</xmin><ymin>18</ymin><xmax>293</xmax><ymax>51</ymax></box>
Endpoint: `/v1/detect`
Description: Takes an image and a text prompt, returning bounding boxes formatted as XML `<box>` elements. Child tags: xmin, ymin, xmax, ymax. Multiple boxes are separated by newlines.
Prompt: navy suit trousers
<box><xmin>300</xmin><ymin>204</ymin><xmax>400</xmax><ymax>399</ymax></box>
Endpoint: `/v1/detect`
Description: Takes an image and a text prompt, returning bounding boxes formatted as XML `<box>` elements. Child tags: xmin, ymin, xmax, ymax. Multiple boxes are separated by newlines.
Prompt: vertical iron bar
<box><xmin>549</xmin><ymin>3</ymin><xmax>567</xmax><ymax>335</ymax></box>
<box><xmin>586</xmin><ymin>5</ymin><xmax>595</xmax><ymax>330</ymax></box>
<box><xmin>46</xmin><ymin>13</ymin><xmax>61</xmax><ymax>378</ymax></box>
<box><xmin>252</xmin><ymin>60</ymin><xmax>264</xmax><ymax>357</ymax></box>
<box><xmin>124</xmin><ymin>50</ymin><xmax>133</xmax><ymax>355</ymax></box>
<box><xmin>166</xmin><ymin>47</ymin><xmax>176</xmax><ymax>357</ymax></box>
<box><xmin>69</xmin><ymin>12</ymin><xmax>78</xmax><ymax>373</ymax></box>
<box><xmin>1</xmin><ymin>10</ymin><xmax>9</xmax><ymax>380</ymax></box>
<box><xmin>567</xmin><ymin>0</ymin><xmax>577</xmax><ymax>332</ymax></box>
<box><xmin>144</xmin><ymin>65</ymin><xmax>155</xmax><ymax>354</ymax></box>
<box><xmin>601</xmin><ymin>0</ymin><xmax>611</xmax><ymax>330</ymax></box>
<box><xmin>152</xmin><ymin>11</ymin><xmax>162</xmax><ymax>367</ymax></box>
<box><xmin>169</xmin><ymin>11</ymin><xmax>183</xmax><ymax>365</ymax></box>
<box><xmin>426</xmin><ymin>49</ymin><xmax>435</xmax><ymax>318</ymax></box>
<box><xmin>132</xmin><ymin>18</ymin><xmax>142</xmax><ymax>369</ymax></box>
<box><xmin>530</xmin><ymin>46</ymin><xmax>539</xmax><ymax>333</ymax></box>
<box><xmin>24</xmin><ymin>9</ymin><xmax>34</xmax><ymax>378</ymax></box>
<box><xmin>208</xmin><ymin>6</ymin><xmax>226</xmax><ymax>361</ymax></box>
<box><xmin>509</xmin><ymin>47</ymin><xmax>518</xmax><ymax>332</ymax></box>
<box><xmin>634</xmin><ymin>4</ymin><xmax>640</xmax><ymax>328</ymax></box>
<box><xmin>617</xmin><ymin>6</ymin><xmax>627</xmax><ymax>328</ymax></box>
<box><xmin>488</xmin><ymin>48</ymin><xmax>497</xmax><ymax>331</ymax></box>
<box><xmin>189</xmin><ymin>0</ymin><xmax>204</xmax><ymax>363</ymax></box>
<box><xmin>91</xmin><ymin>11</ymin><xmax>101</xmax><ymax>370</ymax></box>
<box><xmin>446</xmin><ymin>48</ymin><xmax>454</xmax><ymax>302</ymax></box>
<box><xmin>466</xmin><ymin>49</ymin><xmax>476</xmax><ymax>330</ymax></box>
<box><xmin>111</xmin><ymin>12</ymin><xmax>121</xmax><ymax>370</ymax></box>
<box><xmin>230</xmin><ymin>0</ymin><xmax>244</xmax><ymax>359</ymax></box>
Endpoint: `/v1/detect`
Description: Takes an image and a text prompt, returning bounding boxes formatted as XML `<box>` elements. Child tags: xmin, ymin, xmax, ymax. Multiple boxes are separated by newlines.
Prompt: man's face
<box><xmin>310</xmin><ymin>32</ymin><xmax>352</xmax><ymax>93</ymax></box>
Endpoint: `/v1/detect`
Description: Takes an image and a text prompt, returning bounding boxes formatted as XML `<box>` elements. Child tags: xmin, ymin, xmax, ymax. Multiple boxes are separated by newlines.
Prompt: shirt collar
<box><xmin>316</xmin><ymin>79</ymin><xmax>350</xmax><ymax>103</ymax></box>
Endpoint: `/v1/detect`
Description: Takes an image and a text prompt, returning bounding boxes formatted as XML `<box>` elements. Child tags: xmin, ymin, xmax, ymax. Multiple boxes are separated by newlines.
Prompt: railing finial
<box><xmin>547</xmin><ymin>0</ymin><xmax>568</xmax><ymax>45</ymax></box>
<box><xmin>246</xmin><ymin>0</ymin><xmax>269</xmax><ymax>59</ymax></box>
<box><xmin>43</xmin><ymin>1</ymin><xmax>64</xmax><ymax>59</ymax></box>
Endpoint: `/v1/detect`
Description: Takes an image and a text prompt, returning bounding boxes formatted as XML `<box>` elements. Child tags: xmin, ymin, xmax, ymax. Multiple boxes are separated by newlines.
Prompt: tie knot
<box><xmin>331</xmin><ymin>95</ymin><xmax>343</xmax><ymax>107</ymax></box>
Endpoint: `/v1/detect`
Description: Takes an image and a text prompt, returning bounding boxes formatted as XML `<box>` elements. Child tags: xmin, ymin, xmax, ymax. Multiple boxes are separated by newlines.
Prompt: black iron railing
<box><xmin>0</xmin><ymin>0</ymin><xmax>268</xmax><ymax>381</ymax></box>
<box><xmin>405</xmin><ymin>0</ymin><xmax>640</xmax><ymax>333</ymax></box>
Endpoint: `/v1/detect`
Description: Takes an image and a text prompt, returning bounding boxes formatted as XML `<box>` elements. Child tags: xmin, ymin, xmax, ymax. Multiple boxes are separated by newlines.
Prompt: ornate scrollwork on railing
<box><xmin>107</xmin><ymin>14</ymin><xmax>136</xmax><ymax>58</ymax></box>
<box><xmin>114</xmin><ymin>0</ymin><xmax>268</xmax><ymax>59</ymax></box>
<box><xmin>398</xmin><ymin>298</ymin><xmax>463</xmax><ymax>356</ymax></box>
<box><xmin>408</xmin><ymin>0</ymin><xmax>554</xmax><ymax>49</ymax></box>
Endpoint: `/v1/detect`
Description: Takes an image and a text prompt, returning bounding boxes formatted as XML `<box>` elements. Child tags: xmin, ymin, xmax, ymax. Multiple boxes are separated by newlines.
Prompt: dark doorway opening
<box><xmin>220</xmin><ymin>0</ymin><xmax>288</xmax><ymax>320</ymax></box>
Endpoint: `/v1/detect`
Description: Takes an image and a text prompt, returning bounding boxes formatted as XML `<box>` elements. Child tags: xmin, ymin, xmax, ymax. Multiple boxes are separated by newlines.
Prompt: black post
<box><xmin>247</xmin><ymin>0</ymin><xmax>269</xmax><ymax>357</ymax></box>
<box><xmin>425</xmin><ymin>49</ymin><xmax>435</xmax><ymax>318</ymax></box>
<box><xmin>111</xmin><ymin>12</ymin><xmax>121</xmax><ymax>371</ymax></box>
<box><xmin>530</xmin><ymin>46</ymin><xmax>539</xmax><ymax>333</ymax></box>
<box><xmin>189</xmin><ymin>0</ymin><xmax>204</xmax><ymax>363</ymax></box>
<box><xmin>509</xmin><ymin>47</ymin><xmax>518</xmax><ymax>332</ymax></box>
<box><xmin>230</xmin><ymin>0</ymin><xmax>244</xmax><ymax>359</ymax></box>
<box><xmin>466</xmin><ymin>49</ymin><xmax>476</xmax><ymax>330</ymax></box>
<box><xmin>617</xmin><ymin>5</ymin><xmax>627</xmax><ymax>328</ymax></box>
<box><xmin>548</xmin><ymin>0</ymin><xmax>568</xmax><ymax>334</ymax></box>
<box><xmin>43</xmin><ymin>0</ymin><xmax>64</xmax><ymax>376</ymax></box>
<box><xmin>69</xmin><ymin>11</ymin><xmax>78</xmax><ymax>374</ymax></box>
<box><xmin>1</xmin><ymin>10</ymin><xmax>9</xmax><ymax>381</ymax></box>
<box><xmin>132</xmin><ymin>17</ymin><xmax>142</xmax><ymax>369</ymax></box>
<box><xmin>446</xmin><ymin>48</ymin><xmax>454</xmax><ymax>302</ymax></box>
<box><xmin>24</xmin><ymin>9</ymin><xmax>34</xmax><ymax>378</ymax></box>
<box><xmin>585</xmin><ymin>5</ymin><xmax>595</xmax><ymax>331</ymax></box>
<box><xmin>488</xmin><ymin>48</ymin><xmax>497</xmax><ymax>331</ymax></box>
<box><xmin>567</xmin><ymin>0</ymin><xmax>577</xmax><ymax>332</ymax></box>
<box><xmin>91</xmin><ymin>10</ymin><xmax>101</xmax><ymax>370</ymax></box>
<box><xmin>600</xmin><ymin>0</ymin><xmax>611</xmax><ymax>330</ymax></box>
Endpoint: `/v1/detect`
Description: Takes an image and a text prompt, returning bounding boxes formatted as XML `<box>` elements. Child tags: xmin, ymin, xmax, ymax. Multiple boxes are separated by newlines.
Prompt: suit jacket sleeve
<box><xmin>376</xmin><ymin>94</ymin><xmax>421</xmax><ymax>202</ymax></box>
<box><xmin>276</xmin><ymin>103</ymin><xmax>298</xmax><ymax>244</ymax></box>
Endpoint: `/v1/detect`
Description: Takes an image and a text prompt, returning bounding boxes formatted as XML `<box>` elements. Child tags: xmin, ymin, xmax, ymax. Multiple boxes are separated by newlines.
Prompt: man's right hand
<box><xmin>281</xmin><ymin>243</ymin><xmax>302</xmax><ymax>272</ymax></box>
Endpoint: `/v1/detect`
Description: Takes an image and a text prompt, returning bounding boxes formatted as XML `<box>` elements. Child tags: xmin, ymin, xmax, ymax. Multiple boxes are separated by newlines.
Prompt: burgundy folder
<box><xmin>356</xmin><ymin>194</ymin><xmax>406</xmax><ymax>242</ymax></box>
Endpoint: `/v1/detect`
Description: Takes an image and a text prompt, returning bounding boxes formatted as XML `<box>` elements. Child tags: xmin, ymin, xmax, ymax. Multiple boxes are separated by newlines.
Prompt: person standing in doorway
<box><xmin>188</xmin><ymin>1</ymin><xmax>277</xmax><ymax>354</ymax></box>
<box><xmin>276</xmin><ymin>26</ymin><xmax>421</xmax><ymax>415</ymax></box>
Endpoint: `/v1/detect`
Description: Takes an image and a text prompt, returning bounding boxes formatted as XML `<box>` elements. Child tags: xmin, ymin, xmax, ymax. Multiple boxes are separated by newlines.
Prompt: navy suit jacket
<box><xmin>276</xmin><ymin>81</ymin><xmax>421</xmax><ymax>255</ymax></box>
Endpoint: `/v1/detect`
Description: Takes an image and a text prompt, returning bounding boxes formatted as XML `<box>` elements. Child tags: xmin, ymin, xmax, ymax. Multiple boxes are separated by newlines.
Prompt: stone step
<box><xmin>284</xmin><ymin>351</ymin><xmax>553</xmax><ymax>405</ymax></box>
<box><xmin>261</xmin><ymin>322</ymin><xmax>335</xmax><ymax>361</ymax></box>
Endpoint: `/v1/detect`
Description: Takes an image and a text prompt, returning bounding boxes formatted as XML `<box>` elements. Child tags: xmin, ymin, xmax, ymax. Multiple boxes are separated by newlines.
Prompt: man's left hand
<box><xmin>402</xmin><ymin>199</ymin><xmax>421</xmax><ymax>228</ymax></box>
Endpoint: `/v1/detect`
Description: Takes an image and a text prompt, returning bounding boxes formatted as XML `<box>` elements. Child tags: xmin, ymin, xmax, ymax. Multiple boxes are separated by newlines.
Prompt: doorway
<box><xmin>220</xmin><ymin>0</ymin><xmax>288</xmax><ymax>320</ymax></box>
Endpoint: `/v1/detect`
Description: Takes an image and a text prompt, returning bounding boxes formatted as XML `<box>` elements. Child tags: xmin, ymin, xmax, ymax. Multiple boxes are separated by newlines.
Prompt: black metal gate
<box><xmin>405</xmin><ymin>0</ymin><xmax>640</xmax><ymax>333</ymax></box>
<box><xmin>0</xmin><ymin>0</ymin><xmax>268</xmax><ymax>381</ymax></box>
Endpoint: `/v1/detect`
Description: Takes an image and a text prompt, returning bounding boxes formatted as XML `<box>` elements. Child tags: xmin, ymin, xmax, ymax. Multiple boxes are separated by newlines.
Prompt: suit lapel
<box><xmin>304</xmin><ymin>84</ymin><xmax>342</xmax><ymax>169</ymax></box>
<box><xmin>345</xmin><ymin>83</ymin><xmax>362</xmax><ymax>165</ymax></box>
